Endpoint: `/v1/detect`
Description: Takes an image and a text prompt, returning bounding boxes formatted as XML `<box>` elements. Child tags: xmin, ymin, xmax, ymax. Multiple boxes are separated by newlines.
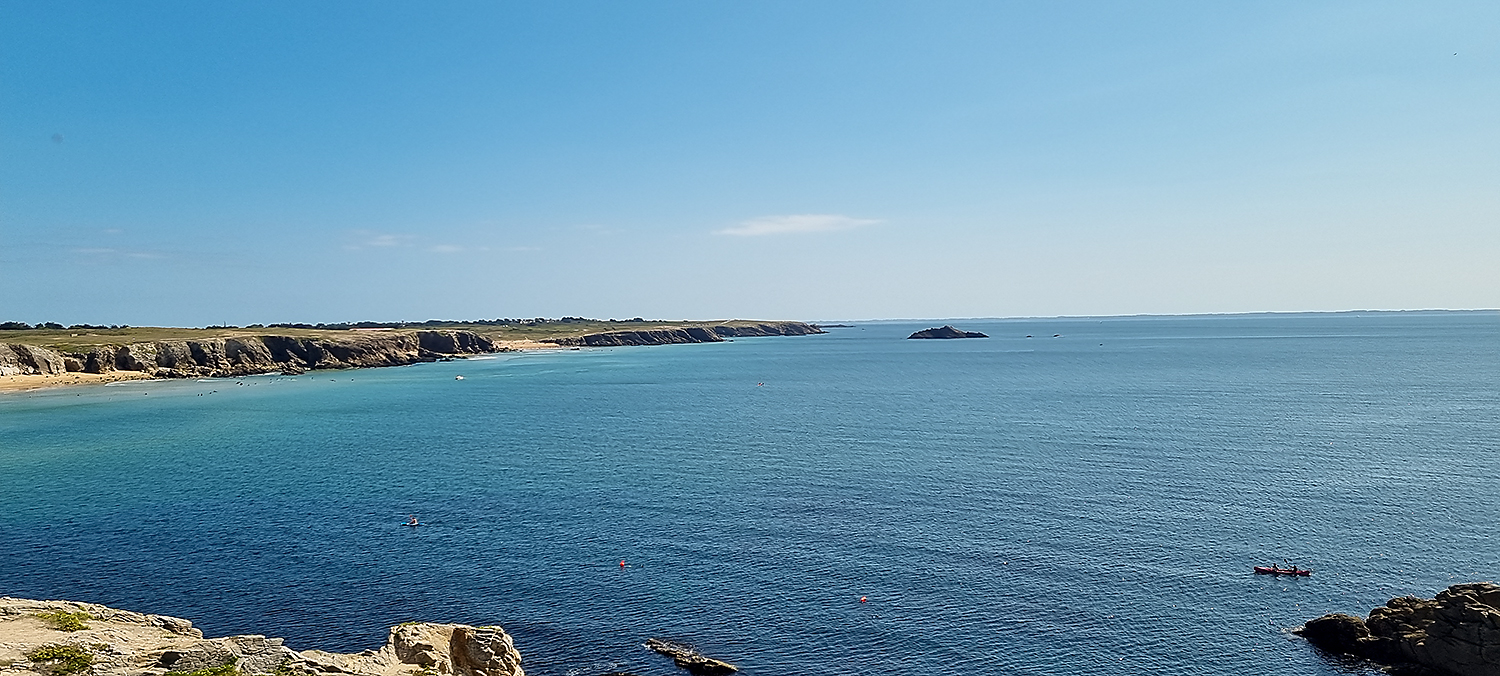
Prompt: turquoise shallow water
<box><xmin>2</xmin><ymin>312</ymin><xmax>1498</xmax><ymax>675</ymax></box>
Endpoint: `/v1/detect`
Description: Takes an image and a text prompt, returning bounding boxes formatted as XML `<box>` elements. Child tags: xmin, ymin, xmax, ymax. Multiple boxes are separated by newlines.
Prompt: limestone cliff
<box><xmin>1298</xmin><ymin>582</ymin><xmax>1500</xmax><ymax>676</ymax></box>
<box><xmin>543</xmin><ymin>321</ymin><xmax>824</xmax><ymax>347</ymax></box>
<box><xmin>0</xmin><ymin>331</ymin><xmax>500</xmax><ymax>380</ymax></box>
<box><xmin>0</xmin><ymin>597</ymin><xmax>523</xmax><ymax>676</ymax></box>
<box><xmin>0</xmin><ymin>344</ymin><xmax>69</xmax><ymax>376</ymax></box>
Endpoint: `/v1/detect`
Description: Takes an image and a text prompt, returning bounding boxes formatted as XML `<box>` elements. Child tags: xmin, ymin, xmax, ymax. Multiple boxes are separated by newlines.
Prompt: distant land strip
<box><xmin>0</xmin><ymin>319</ymin><xmax>824</xmax><ymax>392</ymax></box>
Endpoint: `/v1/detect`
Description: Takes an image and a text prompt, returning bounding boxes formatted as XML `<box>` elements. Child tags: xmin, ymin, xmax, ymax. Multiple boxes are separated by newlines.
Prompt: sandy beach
<box><xmin>0</xmin><ymin>371</ymin><xmax>155</xmax><ymax>393</ymax></box>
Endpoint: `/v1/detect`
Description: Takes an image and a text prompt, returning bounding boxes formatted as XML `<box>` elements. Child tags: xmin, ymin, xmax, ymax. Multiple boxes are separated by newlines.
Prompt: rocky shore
<box><xmin>541</xmin><ymin>321</ymin><xmax>824</xmax><ymax>347</ymax></box>
<box><xmin>1297</xmin><ymin>582</ymin><xmax>1500</xmax><ymax>676</ymax></box>
<box><xmin>0</xmin><ymin>597</ymin><xmax>523</xmax><ymax>676</ymax></box>
<box><xmin>0</xmin><ymin>321</ymin><xmax>824</xmax><ymax>389</ymax></box>
<box><xmin>0</xmin><ymin>331</ymin><xmax>500</xmax><ymax>381</ymax></box>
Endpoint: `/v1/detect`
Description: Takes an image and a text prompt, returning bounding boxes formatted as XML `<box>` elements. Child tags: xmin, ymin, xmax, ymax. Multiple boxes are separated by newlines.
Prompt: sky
<box><xmin>2</xmin><ymin>1</ymin><xmax>1497</xmax><ymax>325</ymax></box>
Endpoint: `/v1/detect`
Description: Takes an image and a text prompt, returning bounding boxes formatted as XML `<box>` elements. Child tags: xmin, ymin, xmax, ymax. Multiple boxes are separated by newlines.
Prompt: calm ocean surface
<box><xmin>3</xmin><ymin>312</ymin><xmax>1498</xmax><ymax>675</ymax></box>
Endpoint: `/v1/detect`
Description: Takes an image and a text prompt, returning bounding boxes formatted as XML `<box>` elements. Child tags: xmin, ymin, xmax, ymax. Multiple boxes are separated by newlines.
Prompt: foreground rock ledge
<box><xmin>0</xmin><ymin>598</ymin><xmax>523</xmax><ymax>676</ymax></box>
<box><xmin>1297</xmin><ymin>582</ymin><xmax>1500</xmax><ymax>676</ymax></box>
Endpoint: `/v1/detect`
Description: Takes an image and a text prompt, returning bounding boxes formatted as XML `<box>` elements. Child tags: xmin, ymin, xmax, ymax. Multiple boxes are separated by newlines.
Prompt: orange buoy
<box><xmin>859</xmin><ymin>596</ymin><xmax>867</xmax><ymax>603</ymax></box>
<box><xmin>619</xmin><ymin>560</ymin><xmax>625</xmax><ymax>568</ymax></box>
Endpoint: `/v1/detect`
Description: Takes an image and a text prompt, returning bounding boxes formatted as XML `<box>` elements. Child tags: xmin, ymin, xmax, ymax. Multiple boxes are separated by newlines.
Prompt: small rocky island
<box><xmin>907</xmin><ymin>326</ymin><xmax>988</xmax><ymax>339</ymax></box>
<box><xmin>1297</xmin><ymin>582</ymin><xmax>1500</xmax><ymax>676</ymax></box>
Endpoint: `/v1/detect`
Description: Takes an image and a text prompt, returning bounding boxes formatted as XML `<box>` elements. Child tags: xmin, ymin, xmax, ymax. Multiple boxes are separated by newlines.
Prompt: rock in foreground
<box><xmin>0</xmin><ymin>597</ymin><xmax>523</xmax><ymax>676</ymax></box>
<box><xmin>1297</xmin><ymin>582</ymin><xmax>1500</xmax><ymax>676</ymax></box>
<box><xmin>906</xmin><ymin>326</ymin><xmax>988</xmax><ymax>339</ymax></box>
<box><xmin>644</xmin><ymin>638</ymin><xmax>737</xmax><ymax>675</ymax></box>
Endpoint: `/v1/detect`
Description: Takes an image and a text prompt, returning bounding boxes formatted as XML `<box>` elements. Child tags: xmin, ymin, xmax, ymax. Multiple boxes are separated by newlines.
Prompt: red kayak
<box><xmin>1255</xmin><ymin>566</ymin><xmax>1311</xmax><ymax>576</ymax></box>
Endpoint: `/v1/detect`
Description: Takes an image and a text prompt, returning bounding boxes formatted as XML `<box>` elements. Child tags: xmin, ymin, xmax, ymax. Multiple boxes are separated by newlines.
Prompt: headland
<box><xmin>0</xmin><ymin>319</ymin><xmax>824</xmax><ymax>393</ymax></box>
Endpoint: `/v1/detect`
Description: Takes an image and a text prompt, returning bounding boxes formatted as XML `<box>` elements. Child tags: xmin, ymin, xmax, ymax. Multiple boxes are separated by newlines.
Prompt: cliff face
<box><xmin>0</xmin><ymin>343</ymin><xmax>69</xmax><ymax>376</ymax></box>
<box><xmin>543</xmin><ymin>321</ymin><xmax>824</xmax><ymax>347</ymax></box>
<box><xmin>1</xmin><ymin>331</ymin><xmax>499</xmax><ymax>379</ymax></box>
<box><xmin>3</xmin><ymin>321</ymin><xmax>825</xmax><ymax>380</ymax></box>
<box><xmin>1298</xmin><ymin>582</ymin><xmax>1500</xmax><ymax>676</ymax></box>
<box><xmin>0</xmin><ymin>597</ymin><xmax>523</xmax><ymax>676</ymax></box>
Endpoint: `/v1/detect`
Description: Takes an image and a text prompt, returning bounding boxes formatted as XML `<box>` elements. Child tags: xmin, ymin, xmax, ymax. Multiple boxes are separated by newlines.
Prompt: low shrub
<box><xmin>164</xmin><ymin>663</ymin><xmax>239</xmax><ymax>676</ymax></box>
<box><xmin>25</xmin><ymin>644</ymin><xmax>95</xmax><ymax>676</ymax></box>
<box><xmin>36</xmin><ymin>610</ymin><xmax>91</xmax><ymax>632</ymax></box>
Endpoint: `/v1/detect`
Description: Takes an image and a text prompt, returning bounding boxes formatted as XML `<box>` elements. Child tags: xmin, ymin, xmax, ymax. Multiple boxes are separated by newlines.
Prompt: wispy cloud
<box><xmin>344</xmin><ymin>231</ymin><xmax>415</xmax><ymax>250</ymax></box>
<box><xmin>344</xmin><ymin>230</ymin><xmax>538</xmax><ymax>255</ymax></box>
<box><xmin>716</xmin><ymin>214</ymin><xmax>879</xmax><ymax>237</ymax></box>
<box><xmin>72</xmin><ymin>247</ymin><xmax>163</xmax><ymax>260</ymax></box>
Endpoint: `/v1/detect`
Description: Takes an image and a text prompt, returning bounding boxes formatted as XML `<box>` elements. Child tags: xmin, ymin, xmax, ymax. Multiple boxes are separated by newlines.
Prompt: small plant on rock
<box><xmin>36</xmin><ymin>610</ymin><xmax>91</xmax><ymax>632</ymax></box>
<box><xmin>164</xmin><ymin>663</ymin><xmax>239</xmax><ymax>676</ymax></box>
<box><xmin>25</xmin><ymin>644</ymin><xmax>95</xmax><ymax>676</ymax></box>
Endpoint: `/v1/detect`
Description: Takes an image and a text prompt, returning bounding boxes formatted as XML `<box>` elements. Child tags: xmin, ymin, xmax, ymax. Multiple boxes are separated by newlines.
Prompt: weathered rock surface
<box><xmin>643</xmin><ymin>639</ymin><xmax>736</xmax><ymax>675</ymax></box>
<box><xmin>0</xmin><ymin>331</ymin><xmax>501</xmax><ymax>379</ymax></box>
<box><xmin>543</xmin><ymin>321</ymin><xmax>824</xmax><ymax>347</ymax></box>
<box><xmin>0</xmin><ymin>597</ymin><xmax>523</xmax><ymax>676</ymax></box>
<box><xmin>0</xmin><ymin>344</ymin><xmax>68</xmax><ymax>376</ymax></box>
<box><xmin>906</xmin><ymin>326</ymin><xmax>988</xmax><ymax>339</ymax></box>
<box><xmin>1297</xmin><ymin>582</ymin><xmax>1500</xmax><ymax>676</ymax></box>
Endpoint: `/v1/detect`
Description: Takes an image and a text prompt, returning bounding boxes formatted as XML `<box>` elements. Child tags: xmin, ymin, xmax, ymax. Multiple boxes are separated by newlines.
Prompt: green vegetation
<box><xmin>25</xmin><ymin>644</ymin><xmax>95</xmax><ymax>676</ymax></box>
<box><xmin>164</xmin><ymin>662</ymin><xmax>239</xmax><ymax>676</ymax></box>
<box><xmin>36</xmin><ymin>610</ymin><xmax>91</xmax><ymax>632</ymax></box>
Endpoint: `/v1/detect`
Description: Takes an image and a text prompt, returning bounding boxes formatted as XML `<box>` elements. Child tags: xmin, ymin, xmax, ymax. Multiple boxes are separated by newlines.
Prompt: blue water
<box><xmin>3</xmin><ymin>312</ymin><xmax>1498</xmax><ymax>675</ymax></box>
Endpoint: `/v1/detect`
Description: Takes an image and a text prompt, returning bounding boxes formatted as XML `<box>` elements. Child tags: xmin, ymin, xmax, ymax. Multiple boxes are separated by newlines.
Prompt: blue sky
<box><xmin>2</xmin><ymin>1</ymin><xmax>1496</xmax><ymax>325</ymax></box>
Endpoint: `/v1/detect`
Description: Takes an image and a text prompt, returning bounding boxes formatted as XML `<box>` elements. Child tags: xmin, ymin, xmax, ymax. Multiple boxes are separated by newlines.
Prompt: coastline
<box><xmin>0</xmin><ymin>340</ymin><xmax>563</xmax><ymax>394</ymax></box>
<box><xmin>0</xmin><ymin>322</ymin><xmax>821</xmax><ymax>395</ymax></box>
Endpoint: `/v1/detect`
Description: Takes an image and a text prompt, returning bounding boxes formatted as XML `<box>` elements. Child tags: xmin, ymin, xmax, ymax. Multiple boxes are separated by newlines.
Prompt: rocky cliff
<box><xmin>542</xmin><ymin>321</ymin><xmax>824</xmax><ymax>347</ymax></box>
<box><xmin>0</xmin><ymin>344</ymin><xmax>69</xmax><ymax>376</ymax></box>
<box><xmin>1298</xmin><ymin>582</ymin><xmax>1500</xmax><ymax>676</ymax></box>
<box><xmin>0</xmin><ymin>331</ymin><xmax>500</xmax><ymax>379</ymax></box>
<box><xmin>0</xmin><ymin>597</ymin><xmax>523</xmax><ymax>676</ymax></box>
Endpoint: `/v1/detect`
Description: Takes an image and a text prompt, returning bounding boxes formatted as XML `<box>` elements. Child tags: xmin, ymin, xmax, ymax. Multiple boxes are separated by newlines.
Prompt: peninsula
<box><xmin>0</xmin><ymin>319</ymin><xmax>824</xmax><ymax>392</ymax></box>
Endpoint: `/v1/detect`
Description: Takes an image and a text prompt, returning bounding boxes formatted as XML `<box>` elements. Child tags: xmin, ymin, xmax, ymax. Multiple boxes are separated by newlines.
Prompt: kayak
<box><xmin>1254</xmin><ymin>566</ymin><xmax>1310</xmax><ymax>576</ymax></box>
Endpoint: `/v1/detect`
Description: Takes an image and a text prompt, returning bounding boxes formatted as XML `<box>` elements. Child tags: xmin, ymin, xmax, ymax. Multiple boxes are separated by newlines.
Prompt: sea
<box><xmin>2</xmin><ymin>312</ymin><xmax>1498</xmax><ymax>675</ymax></box>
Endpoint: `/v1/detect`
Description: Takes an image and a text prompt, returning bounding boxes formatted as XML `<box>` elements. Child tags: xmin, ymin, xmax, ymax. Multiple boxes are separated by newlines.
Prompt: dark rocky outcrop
<box><xmin>544</xmin><ymin>321</ymin><xmax>824</xmax><ymax>347</ymax></box>
<box><xmin>1298</xmin><ymin>582</ymin><xmax>1500</xmax><ymax>676</ymax></box>
<box><xmin>644</xmin><ymin>638</ymin><xmax>737</xmax><ymax>675</ymax></box>
<box><xmin>907</xmin><ymin>325</ymin><xmax>988</xmax><ymax>339</ymax></box>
